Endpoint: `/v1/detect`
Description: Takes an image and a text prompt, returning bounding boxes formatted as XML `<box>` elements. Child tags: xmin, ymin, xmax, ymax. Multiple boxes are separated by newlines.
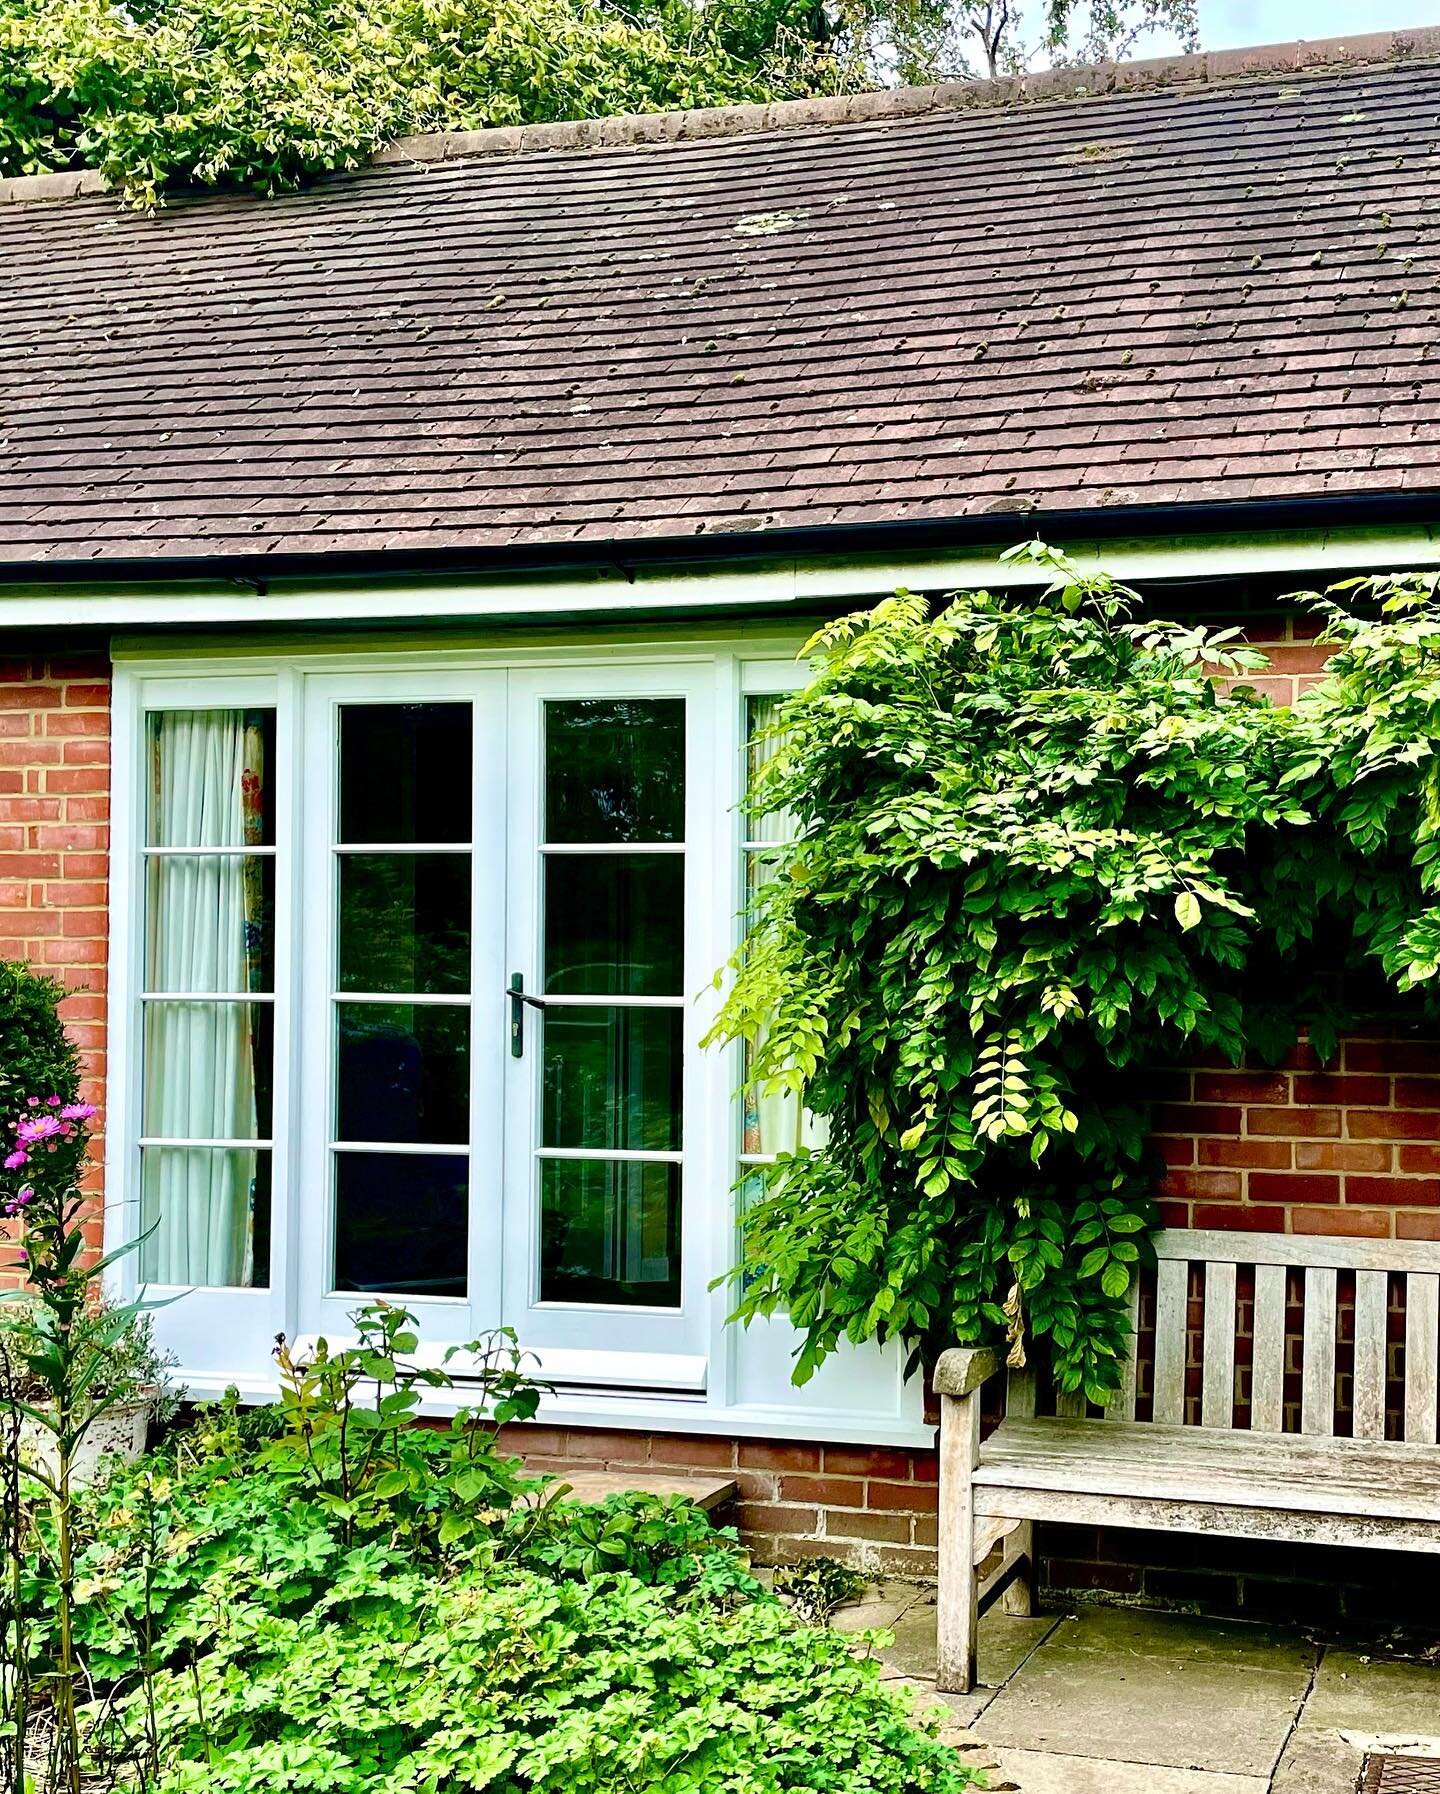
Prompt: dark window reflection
<box><xmin>334</xmin><ymin>1152</ymin><xmax>468</xmax><ymax>1296</ymax></box>
<box><xmin>540</xmin><ymin>1159</ymin><xmax>680</xmax><ymax>1307</ymax></box>
<box><xmin>543</xmin><ymin>854</ymin><xmax>682</xmax><ymax>997</ymax></box>
<box><xmin>336</xmin><ymin>1003</ymin><xmax>469</xmax><ymax>1145</ymax></box>
<box><xmin>545</xmin><ymin>699</ymin><xmax>685</xmax><ymax>843</ymax></box>
<box><xmin>338</xmin><ymin>855</ymin><xmax>471</xmax><ymax>995</ymax></box>
<box><xmin>542</xmin><ymin>1006</ymin><xmax>681</xmax><ymax>1151</ymax></box>
<box><xmin>340</xmin><ymin>704</ymin><xmax>472</xmax><ymax>845</ymax></box>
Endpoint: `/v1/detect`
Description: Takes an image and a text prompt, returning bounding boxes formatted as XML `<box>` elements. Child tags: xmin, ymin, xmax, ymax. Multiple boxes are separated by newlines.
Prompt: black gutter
<box><xmin>2</xmin><ymin>493</ymin><xmax>1438</xmax><ymax>591</ymax></box>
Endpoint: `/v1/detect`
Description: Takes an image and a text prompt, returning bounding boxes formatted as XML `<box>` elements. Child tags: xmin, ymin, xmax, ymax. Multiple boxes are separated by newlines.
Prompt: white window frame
<box><xmin>106</xmin><ymin>630</ymin><xmax>930</xmax><ymax>1445</ymax></box>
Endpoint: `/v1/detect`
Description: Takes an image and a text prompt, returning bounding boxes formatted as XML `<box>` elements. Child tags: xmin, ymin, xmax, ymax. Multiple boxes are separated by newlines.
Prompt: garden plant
<box><xmin>713</xmin><ymin>548</ymin><xmax>1440</xmax><ymax>1401</ymax></box>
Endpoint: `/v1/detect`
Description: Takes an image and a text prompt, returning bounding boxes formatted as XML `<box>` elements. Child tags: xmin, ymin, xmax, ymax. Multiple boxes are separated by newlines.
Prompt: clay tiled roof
<box><xmin>2</xmin><ymin>31</ymin><xmax>1440</xmax><ymax>570</ymax></box>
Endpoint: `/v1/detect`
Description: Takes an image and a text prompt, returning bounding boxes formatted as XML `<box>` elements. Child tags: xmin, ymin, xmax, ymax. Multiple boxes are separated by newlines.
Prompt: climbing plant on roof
<box><xmin>709</xmin><ymin>545</ymin><xmax>1440</xmax><ymax>1400</ymax></box>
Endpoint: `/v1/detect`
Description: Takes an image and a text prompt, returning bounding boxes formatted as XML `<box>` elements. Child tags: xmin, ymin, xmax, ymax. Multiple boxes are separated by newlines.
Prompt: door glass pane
<box><xmin>139</xmin><ymin>1147</ymin><xmax>270</xmax><ymax>1288</ymax></box>
<box><xmin>542</xmin><ymin>1006</ymin><xmax>681</xmax><ymax>1152</ymax></box>
<box><xmin>334</xmin><ymin>1153</ymin><xmax>468</xmax><ymax>1297</ymax></box>
<box><xmin>543</xmin><ymin>854</ymin><xmax>682</xmax><ymax>996</ymax></box>
<box><xmin>143</xmin><ymin>1002</ymin><xmax>273</xmax><ymax>1139</ymax></box>
<box><xmin>545</xmin><ymin>699</ymin><xmax>684</xmax><ymax>843</ymax></box>
<box><xmin>142</xmin><ymin>705</ymin><xmax>277</xmax><ymax>1293</ymax></box>
<box><xmin>339</xmin><ymin>704</ymin><xmax>472</xmax><ymax>845</ymax></box>
<box><xmin>540</xmin><ymin>1159</ymin><xmax>681</xmax><ymax>1307</ymax></box>
<box><xmin>336</xmin><ymin>1003</ymin><xmax>469</xmax><ymax>1145</ymax></box>
<box><xmin>145</xmin><ymin>857</ymin><xmax>275</xmax><ymax>992</ymax></box>
<box><xmin>148</xmin><ymin>710</ymin><xmax>274</xmax><ymax>848</ymax></box>
<box><xmin>338</xmin><ymin>854</ymin><xmax>471</xmax><ymax>994</ymax></box>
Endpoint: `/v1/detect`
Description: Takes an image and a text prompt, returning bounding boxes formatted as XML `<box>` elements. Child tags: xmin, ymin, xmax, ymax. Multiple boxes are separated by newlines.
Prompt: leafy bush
<box><xmin>710</xmin><ymin>548</ymin><xmax>1440</xmax><ymax>1397</ymax></box>
<box><xmin>9</xmin><ymin>1304</ymin><xmax>976</xmax><ymax>1792</ymax></box>
<box><xmin>0</xmin><ymin>961</ymin><xmax>79</xmax><ymax>1116</ymax></box>
<box><xmin>0</xmin><ymin>0</ymin><xmax>864</xmax><ymax>203</ymax></box>
<box><xmin>136</xmin><ymin>1563</ymin><xmax>970</xmax><ymax>1794</ymax></box>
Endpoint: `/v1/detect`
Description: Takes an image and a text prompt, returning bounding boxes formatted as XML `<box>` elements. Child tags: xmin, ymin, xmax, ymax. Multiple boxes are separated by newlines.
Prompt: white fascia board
<box><xmin>5</xmin><ymin>524</ymin><xmax>1440</xmax><ymax>632</ymax></box>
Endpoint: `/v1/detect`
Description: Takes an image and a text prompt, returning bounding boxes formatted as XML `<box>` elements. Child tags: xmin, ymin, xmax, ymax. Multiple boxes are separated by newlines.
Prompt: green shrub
<box><xmin>709</xmin><ymin>548</ymin><xmax>1440</xmax><ymax>1397</ymax></box>
<box><xmin>137</xmin><ymin>1563</ymin><xmax>971</xmax><ymax>1794</ymax></box>
<box><xmin>14</xmin><ymin>1305</ymin><xmax>977</xmax><ymax>1792</ymax></box>
<box><xmin>0</xmin><ymin>961</ymin><xmax>80</xmax><ymax>1114</ymax></box>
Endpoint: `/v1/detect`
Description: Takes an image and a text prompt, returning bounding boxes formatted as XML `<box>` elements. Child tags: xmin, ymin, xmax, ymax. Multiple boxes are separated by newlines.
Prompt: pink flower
<box><xmin>60</xmin><ymin>1103</ymin><xmax>95</xmax><ymax>1123</ymax></box>
<box><xmin>17</xmin><ymin>1115</ymin><xmax>63</xmax><ymax>1144</ymax></box>
<box><xmin>25</xmin><ymin>1098</ymin><xmax>38</xmax><ymax>1108</ymax></box>
<box><xmin>3</xmin><ymin>1150</ymin><xmax>27</xmax><ymax>1171</ymax></box>
<box><xmin>45</xmin><ymin>1096</ymin><xmax>60</xmax><ymax>1108</ymax></box>
<box><xmin>2</xmin><ymin>1188</ymin><xmax>32</xmax><ymax>1218</ymax></box>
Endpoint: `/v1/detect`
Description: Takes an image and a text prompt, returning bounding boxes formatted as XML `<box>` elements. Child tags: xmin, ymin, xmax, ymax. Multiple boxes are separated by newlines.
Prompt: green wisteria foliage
<box><xmin>712</xmin><ymin>546</ymin><xmax>1440</xmax><ymax>1401</ymax></box>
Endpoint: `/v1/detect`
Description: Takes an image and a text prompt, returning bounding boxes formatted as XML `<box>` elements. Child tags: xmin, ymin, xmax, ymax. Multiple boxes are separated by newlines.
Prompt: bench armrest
<box><xmin>933</xmin><ymin>1346</ymin><xmax>1000</xmax><ymax>1397</ymax></box>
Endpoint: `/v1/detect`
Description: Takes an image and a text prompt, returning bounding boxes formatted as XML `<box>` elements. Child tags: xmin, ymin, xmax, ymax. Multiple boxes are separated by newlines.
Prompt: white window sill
<box><xmin>170</xmin><ymin>1367</ymin><xmax>937</xmax><ymax>1450</ymax></box>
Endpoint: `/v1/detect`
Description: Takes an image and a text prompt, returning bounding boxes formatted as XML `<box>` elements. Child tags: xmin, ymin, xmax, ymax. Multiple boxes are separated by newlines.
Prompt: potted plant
<box><xmin>0</xmin><ymin>1296</ymin><xmax>177</xmax><ymax>1485</ymax></box>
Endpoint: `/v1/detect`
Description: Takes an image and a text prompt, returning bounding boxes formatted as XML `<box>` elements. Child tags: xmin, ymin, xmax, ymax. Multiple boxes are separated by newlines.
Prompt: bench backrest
<box><xmin>1027</xmin><ymin>1226</ymin><xmax>1440</xmax><ymax>1445</ymax></box>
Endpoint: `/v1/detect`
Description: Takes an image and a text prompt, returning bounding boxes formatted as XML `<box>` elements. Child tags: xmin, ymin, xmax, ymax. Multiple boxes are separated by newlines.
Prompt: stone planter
<box><xmin>15</xmin><ymin>1397</ymin><xmax>152</xmax><ymax>1487</ymax></box>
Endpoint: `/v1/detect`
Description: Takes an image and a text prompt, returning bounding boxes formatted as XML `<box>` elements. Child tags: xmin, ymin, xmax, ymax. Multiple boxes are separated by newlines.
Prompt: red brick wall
<box><xmin>1151</xmin><ymin>1037</ymin><xmax>1440</xmax><ymax>1245</ymax></box>
<box><xmin>495</xmin><ymin>1422</ymin><xmax>939</xmax><ymax>1576</ymax></box>
<box><xmin>0</xmin><ymin>650</ymin><xmax>110</xmax><ymax>1280</ymax></box>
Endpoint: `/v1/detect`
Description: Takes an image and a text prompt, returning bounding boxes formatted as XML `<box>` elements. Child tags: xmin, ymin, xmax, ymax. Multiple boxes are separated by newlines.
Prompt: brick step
<box><xmin>535</xmin><ymin>1468</ymin><xmax>736</xmax><ymax>1512</ymax></box>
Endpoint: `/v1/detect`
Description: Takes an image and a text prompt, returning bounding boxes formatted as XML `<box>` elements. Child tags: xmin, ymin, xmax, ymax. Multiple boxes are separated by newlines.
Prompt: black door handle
<box><xmin>508</xmin><ymin>974</ymin><xmax>545</xmax><ymax>1057</ymax></box>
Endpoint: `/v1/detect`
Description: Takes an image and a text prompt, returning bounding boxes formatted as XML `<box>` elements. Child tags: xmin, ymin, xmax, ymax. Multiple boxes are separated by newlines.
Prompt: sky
<box><xmin>1178</xmin><ymin>0</ymin><xmax>1439</xmax><ymax>48</ymax></box>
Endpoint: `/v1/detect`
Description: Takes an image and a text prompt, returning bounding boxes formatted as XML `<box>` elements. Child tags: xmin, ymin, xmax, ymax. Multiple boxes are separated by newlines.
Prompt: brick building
<box><xmin>4</xmin><ymin>28</ymin><xmax>1440</xmax><ymax>1618</ymax></box>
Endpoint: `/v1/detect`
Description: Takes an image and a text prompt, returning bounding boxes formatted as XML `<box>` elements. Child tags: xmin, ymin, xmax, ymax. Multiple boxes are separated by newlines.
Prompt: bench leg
<box><xmin>936</xmin><ymin>1390</ymin><xmax>981</xmax><ymax>1693</ymax></box>
<box><xmin>1000</xmin><ymin>1519</ymin><xmax>1034</xmax><ymax>1617</ymax></box>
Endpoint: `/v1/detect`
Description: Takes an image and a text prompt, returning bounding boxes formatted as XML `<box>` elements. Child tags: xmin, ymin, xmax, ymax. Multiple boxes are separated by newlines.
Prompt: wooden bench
<box><xmin>935</xmin><ymin>1227</ymin><xmax>1440</xmax><ymax>1692</ymax></box>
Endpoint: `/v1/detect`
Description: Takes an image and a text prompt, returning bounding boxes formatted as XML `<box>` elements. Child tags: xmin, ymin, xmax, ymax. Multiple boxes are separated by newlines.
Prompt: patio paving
<box><xmin>829</xmin><ymin>1584</ymin><xmax>1440</xmax><ymax>1794</ymax></box>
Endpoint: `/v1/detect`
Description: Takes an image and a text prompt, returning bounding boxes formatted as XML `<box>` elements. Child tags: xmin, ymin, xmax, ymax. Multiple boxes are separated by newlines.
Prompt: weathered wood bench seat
<box><xmin>935</xmin><ymin>1227</ymin><xmax>1440</xmax><ymax>1693</ymax></box>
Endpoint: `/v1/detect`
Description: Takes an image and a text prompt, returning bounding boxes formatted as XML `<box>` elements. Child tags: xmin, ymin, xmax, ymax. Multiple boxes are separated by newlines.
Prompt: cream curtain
<box><xmin>141</xmin><ymin>711</ymin><xmax>263</xmax><ymax>1287</ymax></box>
<box><xmin>743</xmin><ymin>697</ymin><xmax>825</xmax><ymax>1161</ymax></box>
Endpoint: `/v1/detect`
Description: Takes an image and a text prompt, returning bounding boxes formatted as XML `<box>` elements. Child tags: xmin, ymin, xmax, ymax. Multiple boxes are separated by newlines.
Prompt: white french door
<box><xmin>296</xmin><ymin>671</ymin><xmax>508</xmax><ymax>1351</ymax></box>
<box><xmin>500</xmin><ymin>666</ymin><xmax>717</xmax><ymax>1387</ymax></box>
<box><xmin>293</xmin><ymin>663</ymin><xmax>715</xmax><ymax>1389</ymax></box>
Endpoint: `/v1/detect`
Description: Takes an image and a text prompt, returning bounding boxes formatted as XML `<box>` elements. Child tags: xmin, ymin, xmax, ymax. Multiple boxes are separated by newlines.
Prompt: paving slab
<box><xmin>876</xmin><ymin>1598</ymin><xmax>1057</xmax><ymax>1688</ymax></box>
<box><xmin>1268</xmin><ymin>1727</ymin><xmax>1363</xmax><ymax>1794</ymax></box>
<box><xmin>975</xmin><ymin>1639</ymin><xmax>1312</xmax><ymax>1777</ymax></box>
<box><xmin>987</xmin><ymin>1747</ymin><xmax>1270</xmax><ymax>1794</ymax></box>
<box><xmin>831</xmin><ymin>1578</ymin><xmax>929</xmax><ymax>1636</ymax></box>
<box><xmin>1298</xmin><ymin>1649</ymin><xmax>1440</xmax><ymax>1735</ymax></box>
<box><xmin>1040</xmin><ymin>1606</ymin><xmax>1319</xmax><ymax>1673</ymax></box>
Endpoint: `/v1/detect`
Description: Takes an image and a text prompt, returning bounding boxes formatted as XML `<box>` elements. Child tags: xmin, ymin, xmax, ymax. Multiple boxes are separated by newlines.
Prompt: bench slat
<box><xmin>1405</xmin><ymin>1273</ymin><xmax>1439</xmax><ymax>1446</ymax></box>
<box><xmin>1153</xmin><ymin>1258</ymin><xmax>1189</xmax><ymax>1426</ymax></box>
<box><xmin>1202</xmin><ymin>1261</ymin><xmax>1237</xmax><ymax>1428</ymax></box>
<box><xmin>973</xmin><ymin>1485</ymin><xmax>1440</xmax><ymax>1555</ymax></box>
<box><xmin>975</xmin><ymin>1419</ymin><xmax>1440</xmax><ymax>1521</ymax></box>
<box><xmin>1106</xmin><ymin>1277</ymin><xmax>1141</xmax><ymax>1423</ymax></box>
<box><xmin>1302</xmin><ymin>1266</ymin><xmax>1338</xmax><ymax>1437</ymax></box>
<box><xmin>1251</xmin><ymin>1262</ymin><xmax>1287</xmax><ymax>1434</ymax></box>
<box><xmin>1158</xmin><ymin>1228</ymin><xmax>1440</xmax><ymax>1274</ymax></box>
<box><xmin>1352</xmin><ymin>1270</ymin><xmax>1390</xmax><ymax>1442</ymax></box>
<box><xmin>1006</xmin><ymin>1366</ymin><xmax>1037</xmax><ymax>1421</ymax></box>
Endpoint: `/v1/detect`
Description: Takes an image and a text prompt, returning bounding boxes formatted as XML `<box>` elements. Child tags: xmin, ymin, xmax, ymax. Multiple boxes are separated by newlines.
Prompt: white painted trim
<box><xmin>16</xmin><ymin>524</ymin><xmax>1440</xmax><ymax>635</ymax></box>
<box><xmin>167</xmin><ymin>1367</ymin><xmax>936</xmax><ymax>1447</ymax></box>
<box><xmin>109</xmin><ymin>636</ymin><xmax>927</xmax><ymax>1444</ymax></box>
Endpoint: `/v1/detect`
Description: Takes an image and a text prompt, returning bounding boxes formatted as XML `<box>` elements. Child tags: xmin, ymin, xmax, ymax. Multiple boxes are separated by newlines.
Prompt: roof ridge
<box><xmin>1</xmin><ymin>23</ymin><xmax>1438</xmax><ymax>206</ymax></box>
<box><xmin>374</xmin><ymin>27</ymin><xmax>1440</xmax><ymax>170</ymax></box>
